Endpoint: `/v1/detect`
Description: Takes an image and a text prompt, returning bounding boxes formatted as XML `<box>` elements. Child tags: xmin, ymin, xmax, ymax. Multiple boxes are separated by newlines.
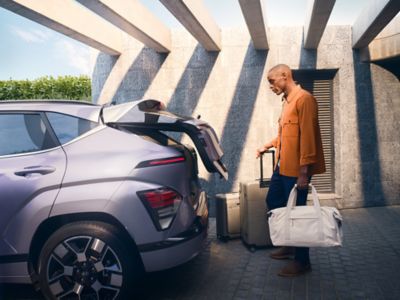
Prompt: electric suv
<box><xmin>0</xmin><ymin>99</ymin><xmax>227</xmax><ymax>299</ymax></box>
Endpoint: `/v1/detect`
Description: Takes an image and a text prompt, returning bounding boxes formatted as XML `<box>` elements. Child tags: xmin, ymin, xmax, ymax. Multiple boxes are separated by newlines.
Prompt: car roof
<box><xmin>0</xmin><ymin>100</ymin><xmax>101</xmax><ymax>122</ymax></box>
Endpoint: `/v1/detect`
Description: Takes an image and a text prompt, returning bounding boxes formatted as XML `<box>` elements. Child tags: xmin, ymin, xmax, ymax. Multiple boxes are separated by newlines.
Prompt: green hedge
<box><xmin>0</xmin><ymin>76</ymin><xmax>91</xmax><ymax>101</ymax></box>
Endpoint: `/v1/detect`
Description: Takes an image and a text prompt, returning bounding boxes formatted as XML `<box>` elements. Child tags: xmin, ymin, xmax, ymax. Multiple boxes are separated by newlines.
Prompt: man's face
<box><xmin>267</xmin><ymin>70</ymin><xmax>286</xmax><ymax>95</ymax></box>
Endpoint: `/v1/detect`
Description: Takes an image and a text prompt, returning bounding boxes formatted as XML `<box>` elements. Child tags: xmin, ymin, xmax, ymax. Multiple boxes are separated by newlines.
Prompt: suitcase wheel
<box><xmin>217</xmin><ymin>235</ymin><xmax>229</xmax><ymax>242</ymax></box>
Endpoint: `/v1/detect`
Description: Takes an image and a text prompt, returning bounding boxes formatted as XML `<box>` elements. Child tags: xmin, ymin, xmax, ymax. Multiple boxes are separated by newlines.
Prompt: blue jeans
<box><xmin>266</xmin><ymin>166</ymin><xmax>311</xmax><ymax>264</ymax></box>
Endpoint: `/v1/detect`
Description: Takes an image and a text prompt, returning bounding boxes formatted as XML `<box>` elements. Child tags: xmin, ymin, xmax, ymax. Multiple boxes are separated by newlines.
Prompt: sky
<box><xmin>0</xmin><ymin>0</ymin><xmax>368</xmax><ymax>81</ymax></box>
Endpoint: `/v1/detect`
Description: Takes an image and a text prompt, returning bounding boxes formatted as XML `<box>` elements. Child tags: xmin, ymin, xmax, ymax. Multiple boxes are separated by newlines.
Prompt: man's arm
<box><xmin>297</xmin><ymin>165</ymin><xmax>310</xmax><ymax>189</ymax></box>
<box><xmin>256</xmin><ymin>137</ymin><xmax>277</xmax><ymax>158</ymax></box>
<box><xmin>297</xmin><ymin>94</ymin><xmax>319</xmax><ymax>188</ymax></box>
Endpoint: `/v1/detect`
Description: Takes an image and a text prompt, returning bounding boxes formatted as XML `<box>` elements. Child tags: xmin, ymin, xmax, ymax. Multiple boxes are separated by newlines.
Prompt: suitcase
<box><xmin>240</xmin><ymin>150</ymin><xmax>275</xmax><ymax>250</ymax></box>
<box><xmin>215</xmin><ymin>193</ymin><xmax>240</xmax><ymax>240</ymax></box>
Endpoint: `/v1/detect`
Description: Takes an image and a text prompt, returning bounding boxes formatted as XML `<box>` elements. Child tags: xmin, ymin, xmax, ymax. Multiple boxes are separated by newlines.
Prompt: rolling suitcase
<box><xmin>215</xmin><ymin>193</ymin><xmax>240</xmax><ymax>240</ymax></box>
<box><xmin>240</xmin><ymin>150</ymin><xmax>275</xmax><ymax>250</ymax></box>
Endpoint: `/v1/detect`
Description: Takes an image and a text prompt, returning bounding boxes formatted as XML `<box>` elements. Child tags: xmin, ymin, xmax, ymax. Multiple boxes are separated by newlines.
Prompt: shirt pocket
<box><xmin>282</xmin><ymin>117</ymin><xmax>299</xmax><ymax>137</ymax></box>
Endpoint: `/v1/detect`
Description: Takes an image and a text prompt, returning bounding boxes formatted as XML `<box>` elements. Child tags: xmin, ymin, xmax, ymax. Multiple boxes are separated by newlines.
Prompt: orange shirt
<box><xmin>270</xmin><ymin>85</ymin><xmax>326</xmax><ymax>177</ymax></box>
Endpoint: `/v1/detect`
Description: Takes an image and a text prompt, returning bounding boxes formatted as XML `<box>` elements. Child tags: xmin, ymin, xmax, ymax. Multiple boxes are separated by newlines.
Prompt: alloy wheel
<box><xmin>46</xmin><ymin>236</ymin><xmax>123</xmax><ymax>300</ymax></box>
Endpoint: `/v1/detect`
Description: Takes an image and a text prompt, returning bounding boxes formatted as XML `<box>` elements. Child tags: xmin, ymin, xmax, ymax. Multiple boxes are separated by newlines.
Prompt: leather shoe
<box><xmin>278</xmin><ymin>261</ymin><xmax>311</xmax><ymax>277</ymax></box>
<box><xmin>269</xmin><ymin>246</ymin><xmax>295</xmax><ymax>260</ymax></box>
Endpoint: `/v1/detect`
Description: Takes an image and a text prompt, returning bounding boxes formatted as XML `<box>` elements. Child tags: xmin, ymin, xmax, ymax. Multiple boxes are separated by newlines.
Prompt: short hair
<box><xmin>269</xmin><ymin>64</ymin><xmax>292</xmax><ymax>79</ymax></box>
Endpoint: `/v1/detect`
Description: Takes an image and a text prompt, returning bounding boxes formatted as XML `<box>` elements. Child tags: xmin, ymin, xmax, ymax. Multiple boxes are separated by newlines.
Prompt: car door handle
<box><xmin>14</xmin><ymin>166</ymin><xmax>56</xmax><ymax>177</ymax></box>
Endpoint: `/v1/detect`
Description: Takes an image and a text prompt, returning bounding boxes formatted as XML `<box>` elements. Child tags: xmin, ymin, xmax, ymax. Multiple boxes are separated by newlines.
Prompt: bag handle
<box><xmin>286</xmin><ymin>183</ymin><xmax>321</xmax><ymax>210</ymax></box>
<box><xmin>259</xmin><ymin>150</ymin><xmax>275</xmax><ymax>188</ymax></box>
<box><xmin>284</xmin><ymin>184</ymin><xmax>324</xmax><ymax>241</ymax></box>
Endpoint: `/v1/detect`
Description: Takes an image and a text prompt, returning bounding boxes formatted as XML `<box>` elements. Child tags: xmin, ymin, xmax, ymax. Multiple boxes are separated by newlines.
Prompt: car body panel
<box><xmin>0</xmin><ymin>262</ymin><xmax>31</xmax><ymax>284</ymax></box>
<box><xmin>2</xmin><ymin>188</ymin><xmax>61</xmax><ymax>254</ymax></box>
<box><xmin>0</xmin><ymin>99</ymin><xmax>226</xmax><ymax>286</ymax></box>
<box><xmin>140</xmin><ymin>227</ymin><xmax>206</xmax><ymax>272</ymax></box>
<box><xmin>0</xmin><ymin>148</ymin><xmax>67</xmax><ymax>253</ymax></box>
<box><xmin>138</xmin><ymin>191</ymin><xmax>208</xmax><ymax>272</ymax></box>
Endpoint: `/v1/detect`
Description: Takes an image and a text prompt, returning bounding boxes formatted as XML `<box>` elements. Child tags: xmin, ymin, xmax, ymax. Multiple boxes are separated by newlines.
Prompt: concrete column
<box><xmin>360</xmin><ymin>13</ymin><xmax>400</xmax><ymax>61</ymax></box>
<box><xmin>303</xmin><ymin>0</ymin><xmax>336</xmax><ymax>49</ymax></box>
<box><xmin>238</xmin><ymin>0</ymin><xmax>269</xmax><ymax>50</ymax></box>
<box><xmin>0</xmin><ymin>0</ymin><xmax>124</xmax><ymax>55</ymax></box>
<box><xmin>77</xmin><ymin>0</ymin><xmax>171</xmax><ymax>53</ymax></box>
<box><xmin>159</xmin><ymin>0</ymin><xmax>221</xmax><ymax>51</ymax></box>
<box><xmin>352</xmin><ymin>0</ymin><xmax>400</xmax><ymax>49</ymax></box>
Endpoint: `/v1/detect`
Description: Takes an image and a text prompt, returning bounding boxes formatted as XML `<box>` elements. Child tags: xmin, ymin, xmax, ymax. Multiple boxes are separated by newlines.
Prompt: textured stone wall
<box><xmin>91</xmin><ymin>26</ymin><xmax>400</xmax><ymax>208</ymax></box>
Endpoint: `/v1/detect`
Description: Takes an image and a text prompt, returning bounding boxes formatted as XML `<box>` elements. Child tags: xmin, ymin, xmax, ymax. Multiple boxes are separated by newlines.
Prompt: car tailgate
<box><xmin>103</xmin><ymin>99</ymin><xmax>228</xmax><ymax>180</ymax></box>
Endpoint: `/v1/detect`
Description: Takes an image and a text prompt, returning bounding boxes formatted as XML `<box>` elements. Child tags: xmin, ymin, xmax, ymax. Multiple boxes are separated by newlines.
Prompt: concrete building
<box><xmin>2</xmin><ymin>0</ymin><xmax>399</xmax><ymax>208</ymax></box>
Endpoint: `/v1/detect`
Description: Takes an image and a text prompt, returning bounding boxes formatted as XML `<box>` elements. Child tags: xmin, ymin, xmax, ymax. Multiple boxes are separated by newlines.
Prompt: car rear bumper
<box><xmin>138</xmin><ymin>193</ymin><xmax>208</xmax><ymax>272</ymax></box>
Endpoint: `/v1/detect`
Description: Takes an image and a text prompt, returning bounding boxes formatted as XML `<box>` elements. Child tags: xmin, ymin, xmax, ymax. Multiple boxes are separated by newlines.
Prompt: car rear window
<box><xmin>46</xmin><ymin>112</ymin><xmax>98</xmax><ymax>145</ymax></box>
<box><xmin>0</xmin><ymin>113</ymin><xmax>56</xmax><ymax>156</ymax></box>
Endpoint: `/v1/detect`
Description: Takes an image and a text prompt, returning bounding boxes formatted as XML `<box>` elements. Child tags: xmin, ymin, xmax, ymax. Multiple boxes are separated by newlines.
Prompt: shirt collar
<box><xmin>283</xmin><ymin>85</ymin><xmax>302</xmax><ymax>103</ymax></box>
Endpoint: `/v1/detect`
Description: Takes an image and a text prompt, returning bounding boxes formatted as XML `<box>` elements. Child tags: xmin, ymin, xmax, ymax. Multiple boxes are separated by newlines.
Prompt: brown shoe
<box><xmin>278</xmin><ymin>261</ymin><xmax>311</xmax><ymax>277</ymax></box>
<box><xmin>269</xmin><ymin>246</ymin><xmax>295</xmax><ymax>260</ymax></box>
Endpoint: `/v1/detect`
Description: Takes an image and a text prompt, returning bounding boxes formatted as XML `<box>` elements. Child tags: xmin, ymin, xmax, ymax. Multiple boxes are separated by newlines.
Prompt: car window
<box><xmin>0</xmin><ymin>113</ymin><xmax>56</xmax><ymax>156</ymax></box>
<box><xmin>46</xmin><ymin>112</ymin><xmax>98</xmax><ymax>145</ymax></box>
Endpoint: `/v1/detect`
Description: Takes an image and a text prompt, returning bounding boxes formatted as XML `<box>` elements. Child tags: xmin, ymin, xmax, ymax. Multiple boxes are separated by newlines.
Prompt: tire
<box><xmin>37</xmin><ymin>221</ymin><xmax>140</xmax><ymax>300</ymax></box>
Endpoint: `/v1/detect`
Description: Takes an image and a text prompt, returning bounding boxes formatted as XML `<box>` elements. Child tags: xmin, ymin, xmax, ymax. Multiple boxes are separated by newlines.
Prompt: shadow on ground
<box><xmin>2</xmin><ymin>206</ymin><xmax>400</xmax><ymax>299</ymax></box>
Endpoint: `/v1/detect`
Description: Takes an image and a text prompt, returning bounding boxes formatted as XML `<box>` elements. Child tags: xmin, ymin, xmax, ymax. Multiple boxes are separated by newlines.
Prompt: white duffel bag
<box><xmin>268</xmin><ymin>184</ymin><xmax>343</xmax><ymax>247</ymax></box>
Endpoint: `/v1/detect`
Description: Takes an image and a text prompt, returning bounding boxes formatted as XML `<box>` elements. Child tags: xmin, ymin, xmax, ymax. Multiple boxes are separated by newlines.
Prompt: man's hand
<box><xmin>256</xmin><ymin>146</ymin><xmax>267</xmax><ymax>158</ymax></box>
<box><xmin>297</xmin><ymin>173</ymin><xmax>309</xmax><ymax>189</ymax></box>
<box><xmin>297</xmin><ymin>165</ymin><xmax>309</xmax><ymax>189</ymax></box>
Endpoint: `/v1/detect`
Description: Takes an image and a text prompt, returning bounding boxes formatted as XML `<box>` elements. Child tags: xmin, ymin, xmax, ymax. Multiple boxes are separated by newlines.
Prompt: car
<box><xmin>0</xmin><ymin>99</ymin><xmax>227</xmax><ymax>299</ymax></box>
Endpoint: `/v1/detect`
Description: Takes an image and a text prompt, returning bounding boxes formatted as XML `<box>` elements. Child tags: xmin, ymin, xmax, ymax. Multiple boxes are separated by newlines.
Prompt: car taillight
<box><xmin>136</xmin><ymin>156</ymin><xmax>185</xmax><ymax>168</ymax></box>
<box><xmin>138</xmin><ymin>188</ymin><xmax>182</xmax><ymax>230</ymax></box>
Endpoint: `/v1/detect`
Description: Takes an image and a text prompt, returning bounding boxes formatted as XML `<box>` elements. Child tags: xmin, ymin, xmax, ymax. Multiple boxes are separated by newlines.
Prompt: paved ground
<box><xmin>1</xmin><ymin>205</ymin><xmax>400</xmax><ymax>300</ymax></box>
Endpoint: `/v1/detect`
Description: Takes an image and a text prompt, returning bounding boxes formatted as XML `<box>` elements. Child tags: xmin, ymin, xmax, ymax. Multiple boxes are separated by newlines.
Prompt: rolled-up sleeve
<box><xmin>297</xmin><ymin>94</ymin><xmax>319</xmax><ymax>166</ymax></box>
<box><xmin>270</xmin><ymin>136</ymin><xmax>279</xmax><ymax>148</ymax></box>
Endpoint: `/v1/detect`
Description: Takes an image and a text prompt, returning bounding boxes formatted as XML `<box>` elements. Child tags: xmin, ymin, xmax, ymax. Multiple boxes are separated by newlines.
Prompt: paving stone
<box><xmin>1</xmin><ymin>206</ymin><xmax>400</xmax><ymax>299</ymax></box>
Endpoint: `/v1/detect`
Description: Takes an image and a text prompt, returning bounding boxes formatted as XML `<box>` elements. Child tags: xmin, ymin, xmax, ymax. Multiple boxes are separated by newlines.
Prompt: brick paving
<box><xmin>1</xmin><ymin>206</ymin><xmax>400</xmax><ymax>299</ymax></box>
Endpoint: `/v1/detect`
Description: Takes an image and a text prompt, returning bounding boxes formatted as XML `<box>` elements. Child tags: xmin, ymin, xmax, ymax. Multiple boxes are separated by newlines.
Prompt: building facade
<box><xmin>92</xmin><ymin>26</ymin><xmax>400</xmax><ymax>208</ymax></box>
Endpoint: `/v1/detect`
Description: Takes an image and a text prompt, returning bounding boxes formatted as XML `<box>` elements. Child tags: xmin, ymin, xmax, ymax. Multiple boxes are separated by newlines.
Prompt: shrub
<box><xmin>0</xmin><ymin>76</ymin><xmax>91</xmax><ymax>101</ymax></box>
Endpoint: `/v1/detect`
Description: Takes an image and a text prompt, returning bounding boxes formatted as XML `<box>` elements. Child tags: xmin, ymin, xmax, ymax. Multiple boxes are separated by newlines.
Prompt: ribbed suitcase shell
<box><xmin>239</xmin><ymin>151</ymin><xmax>274</xmax><ymax>249</ymax></box>
<box><xmin>239</xmin><ymin>181</ymin><xmax>272</xmax><ymax>248</ymax></box>
<box><xmin>215</xmin><ymin>193</ymin><xmax>240</xmax><ymax>239</ymax></box>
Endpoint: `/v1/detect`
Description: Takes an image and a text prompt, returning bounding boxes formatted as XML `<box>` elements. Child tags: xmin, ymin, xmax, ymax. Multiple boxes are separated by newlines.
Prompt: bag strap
<box><xmin>309</xmin><ymin>184</ymin><xmax>322</xmax><ymax>211</ymax></box>
<box><xmin>286</xmin><ymin>184</ymin><xmax>321</xmax><ymax>210</ymax></box>
<box><xmin>283</xmin><ymin>186</ymin><xmax>297</xmax><ymax>240</ymax></box>
<box><xmin>284</xmin><ymin>184</ymin><xmax>324</xmax><ymax>241</ymax></box>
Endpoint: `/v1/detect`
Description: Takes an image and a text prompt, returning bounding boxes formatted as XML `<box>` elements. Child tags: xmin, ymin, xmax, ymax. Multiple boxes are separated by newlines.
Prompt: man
<box><xmin>256</xmin><ymin>64</ymin><xmax>325</xmax><ymax>277</ymax></box>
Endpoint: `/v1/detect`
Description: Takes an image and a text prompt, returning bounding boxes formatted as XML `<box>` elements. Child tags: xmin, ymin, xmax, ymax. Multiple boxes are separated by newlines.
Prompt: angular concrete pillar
<box><xmin>77</xmin><ymin>0</ymin><xmax>171</xmax><ymax>53</ymax></box>
<box><xmin>238</xmin><ymin>0</ymin><xmax>269</xmax><ymax>50</ymax></box>
<box><xmin>303</xmin><ymin>0</ymin><xmax>336</xmax><ymax>49</ymax></box>
<box><xmin>360</xmin><ymin>13</ymin><xmax>400</xmax><ymax>61</ymax></box>
<box><xmin>0</xmin><ymin>0</ymin><xmax>124</xmax><ymax>55</ymax></box>
<box><xmin>352</xmin><ymin>0</ymin><xmax>400</xmax><ymax>49</ymax></box>
<box><xmin>160</xmin><ymin>0</ymin><xmax>221</xmax><ymax>51</ymax></box>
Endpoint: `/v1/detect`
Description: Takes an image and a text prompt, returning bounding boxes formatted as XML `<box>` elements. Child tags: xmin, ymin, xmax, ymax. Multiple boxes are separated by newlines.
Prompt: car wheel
<box><xmin>37</xmin><ymin>221</ymin><xmax>139</xmax><ymax>300</ymax></box>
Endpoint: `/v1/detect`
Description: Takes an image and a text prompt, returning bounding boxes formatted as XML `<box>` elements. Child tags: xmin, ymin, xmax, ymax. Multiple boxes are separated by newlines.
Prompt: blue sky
<box><xmin>0</xmin><ymin>0</ymin><xmax>366</xmax><ymax>80</ymax></box>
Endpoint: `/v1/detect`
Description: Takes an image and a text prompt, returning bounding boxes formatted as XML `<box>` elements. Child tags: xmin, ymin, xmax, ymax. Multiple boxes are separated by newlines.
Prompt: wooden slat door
<box><xmin>294</xmin><ymin>70</ymin><xmax>335</xmax><ymax>193</ymax></box>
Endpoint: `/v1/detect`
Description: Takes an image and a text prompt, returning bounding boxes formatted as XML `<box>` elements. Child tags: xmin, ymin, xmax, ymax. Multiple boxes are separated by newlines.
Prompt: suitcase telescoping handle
<box><xmin>259</xmin><ymin>149</ymin><xmax>275</xmax><ymax>188</ymax></box>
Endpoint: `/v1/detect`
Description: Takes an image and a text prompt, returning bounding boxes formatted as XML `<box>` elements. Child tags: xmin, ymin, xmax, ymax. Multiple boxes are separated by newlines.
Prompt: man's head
<box><xmin>267</xmin><ymin>64</ymin><xmax>294</xmax><ymax>96</ymax></box>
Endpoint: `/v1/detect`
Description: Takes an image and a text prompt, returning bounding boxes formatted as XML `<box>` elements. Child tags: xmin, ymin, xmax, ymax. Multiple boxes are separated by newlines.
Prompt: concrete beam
<box><xmin>238</xmin><ymin>0</ymin><xmax>269</xmax><ymax>50</ymax></box>
<box><xmin>303</xmin><ymin>0</ymin><xmax>336</xmax><ymax>49</ymax></box>
<box><xmin>360</xmin><ymin>13</ymin><xmax>400</xmax><ymax>61</ymax></box>
<box><xmin>0</xmin><ymin>0</ymin><xmax>123</xmax><ymax>55</ymax></box>
<box><xmin>77</xmin><ymin>0</ymin><xmax>171</xmax><ymax>53</ymax></box>
<box><xmin>352</xmin><ymin>0</ymin><xmax>400</xmax><ymax>49</ymax></box>
<box><xmin>159</xmin><ymin>0</ymin><xmax>221</xmax><ymax>51</ymax></box>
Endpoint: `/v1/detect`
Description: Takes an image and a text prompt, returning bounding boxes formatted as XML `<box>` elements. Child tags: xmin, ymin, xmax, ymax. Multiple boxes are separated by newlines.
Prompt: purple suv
<box><xmin>0</xmin><ymin>99</ymin><xmax>227</xmax><ymax>299</ymax></box>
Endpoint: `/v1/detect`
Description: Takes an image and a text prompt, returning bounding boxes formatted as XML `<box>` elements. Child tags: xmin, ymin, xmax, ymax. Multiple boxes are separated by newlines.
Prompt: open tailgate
<box><xmin>103</xmin><ymin>99</ymin><xmax>228</xmax><ymax>180</ymax></box>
